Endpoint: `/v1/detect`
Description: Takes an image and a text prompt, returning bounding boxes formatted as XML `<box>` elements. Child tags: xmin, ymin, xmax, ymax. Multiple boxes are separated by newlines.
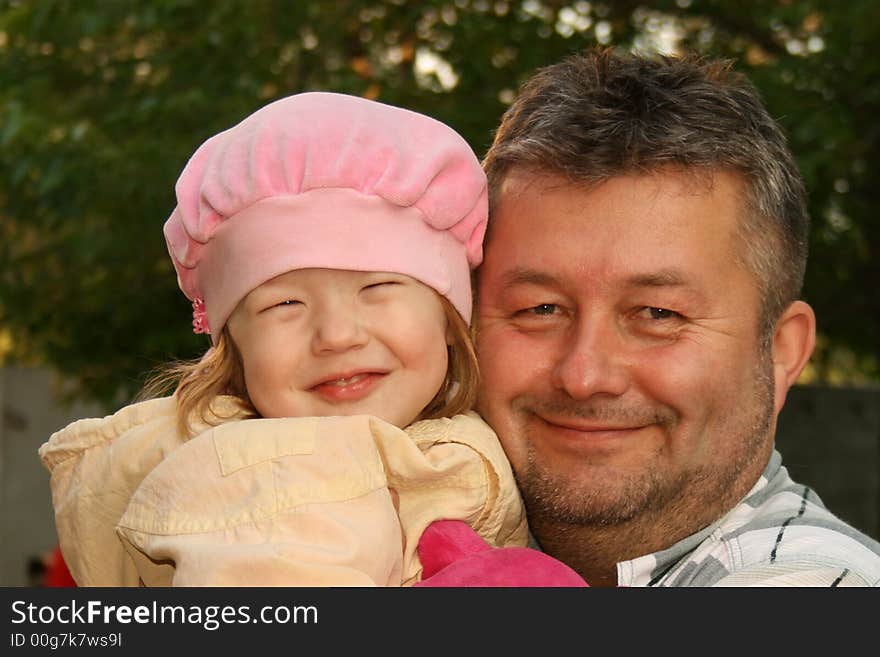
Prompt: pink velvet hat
<box><xmin>163</xmin><ymin>92</ymin><xmax>488</xmax><ymax>341</ymax></box>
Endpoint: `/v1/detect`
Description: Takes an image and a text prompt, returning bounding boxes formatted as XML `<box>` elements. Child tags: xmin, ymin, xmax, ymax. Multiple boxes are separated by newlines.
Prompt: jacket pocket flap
<box><xmin>213</xmin><ymin>418</ymin><xmax>317</xmax><ymax>476</ymax></box>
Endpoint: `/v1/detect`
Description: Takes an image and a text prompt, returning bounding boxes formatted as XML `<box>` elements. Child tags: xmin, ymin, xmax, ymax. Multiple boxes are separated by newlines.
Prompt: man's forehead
<box><xmin>487</xmin><ymin>167</ymin><xmax>747</xmax><ymax>245</ymax></box>
<box><xmin>481</xmin><ymin>169</ymin><xmax>748</xmax><ymax>302</ymax></box>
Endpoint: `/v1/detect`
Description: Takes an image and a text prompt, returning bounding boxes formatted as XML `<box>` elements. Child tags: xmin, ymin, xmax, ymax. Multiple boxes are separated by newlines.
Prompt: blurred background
<box><xmin>1</xmin><ymin>0</ymin><xmax>877</xmax><ymax>585</ymax></box>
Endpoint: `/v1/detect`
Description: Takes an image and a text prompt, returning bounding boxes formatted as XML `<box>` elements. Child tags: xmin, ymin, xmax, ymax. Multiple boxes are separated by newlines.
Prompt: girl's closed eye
<box><xmin>363</xmin><ymin>280</ymin><xmax>402</xmax><ymax>290</ymax></box>
<box><xmin>360</xmin><ymin>276</ymin><xmax>407</xmax><ymax>299</ymax></box>
<box><xmin>258</xmin><ymin>297</ymin><xmax>304</xmax><ymax>313</ymax></box>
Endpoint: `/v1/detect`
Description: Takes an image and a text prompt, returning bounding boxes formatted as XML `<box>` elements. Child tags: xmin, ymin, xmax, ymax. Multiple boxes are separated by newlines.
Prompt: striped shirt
<box><xmin>617</xmin><ymin>450</ymin><xmax>880</xmax><ymax>586</ymax></box>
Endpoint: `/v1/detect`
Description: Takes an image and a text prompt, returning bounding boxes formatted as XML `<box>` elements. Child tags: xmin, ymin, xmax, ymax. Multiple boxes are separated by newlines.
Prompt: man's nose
<box><xmin>311</xmin><ymin>303</ymin><xmax>369</xmax><ymax>354</ymax></box>
<box><xmin>552</xmin><ymin>317</ymin><xmax>629</xmax><ymax>400</ymax></box>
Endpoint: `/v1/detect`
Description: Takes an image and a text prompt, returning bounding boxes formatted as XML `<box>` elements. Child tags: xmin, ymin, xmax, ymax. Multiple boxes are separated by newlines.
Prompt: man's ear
<box><xmin>771</xmin><ymin>300</ymin><xmax>816</xmax><ymax>415</ymax></box>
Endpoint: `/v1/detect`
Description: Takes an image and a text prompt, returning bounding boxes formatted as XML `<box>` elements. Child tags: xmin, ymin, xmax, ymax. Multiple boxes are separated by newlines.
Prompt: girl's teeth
<box><xmin>329</xmin><ymin>374</ymin><xmax>366</xmax><ymax>386</ymax></box>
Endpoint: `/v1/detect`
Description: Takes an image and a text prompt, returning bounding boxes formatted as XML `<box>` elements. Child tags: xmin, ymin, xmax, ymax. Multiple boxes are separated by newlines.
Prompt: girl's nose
<box><xmin>311</xmin><ymin>304</ymin><xmax>369</xmax><ymax>354</ymax></box>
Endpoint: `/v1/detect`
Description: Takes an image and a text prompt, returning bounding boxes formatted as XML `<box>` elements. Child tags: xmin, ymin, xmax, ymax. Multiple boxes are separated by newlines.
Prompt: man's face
<box><xmin>475</xmin><ymin>169</ymin><xmax>777</xmax><ymax>528</ymax></box>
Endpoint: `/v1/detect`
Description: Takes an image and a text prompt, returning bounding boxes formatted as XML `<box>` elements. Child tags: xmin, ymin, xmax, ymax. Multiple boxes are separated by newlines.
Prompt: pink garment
<box><xmin>415</xmin><ymin>519</ymin><xmax>589</xmax><ymax>587</ymax></box>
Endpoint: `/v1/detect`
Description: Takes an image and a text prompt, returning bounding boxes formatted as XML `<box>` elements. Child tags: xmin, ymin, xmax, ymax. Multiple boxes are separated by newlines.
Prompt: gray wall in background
<box><xmin>0</xmin><ymin>367</ymin><xmax>104</xmax><ymax>586</ymax></box>
<box><xmin>1</xmin><ymin>368</ymin><xmax>877</xmax><ymax>585</ymax></box>
<box><xmin>774</xmin><ymin>384</ymin><xmax>879</xmax><ymax>542</ymax></box>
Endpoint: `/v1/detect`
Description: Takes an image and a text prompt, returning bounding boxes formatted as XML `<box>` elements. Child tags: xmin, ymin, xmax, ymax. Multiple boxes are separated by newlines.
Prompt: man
<box><xmin>475</xmin><ymin>48</ymin><xmax>880</xmax><ymax>586</ymax></box>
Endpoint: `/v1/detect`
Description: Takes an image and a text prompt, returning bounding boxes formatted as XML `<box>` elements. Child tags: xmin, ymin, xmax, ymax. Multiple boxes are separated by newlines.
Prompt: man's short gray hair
<box><xmin>483</xmin><ymin>48</ymin><xmax>809</xmax><ymax>334</ymax></box>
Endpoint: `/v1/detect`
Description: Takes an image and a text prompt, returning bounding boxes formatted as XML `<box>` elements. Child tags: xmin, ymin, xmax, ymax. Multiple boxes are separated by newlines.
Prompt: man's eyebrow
<box><xmin>495</xmin><ymin>268</ymin><xmax>700</xmax><ymax>295</ymax></box>
<box><xmin>625</xmin><ymin>271</ymin><xmax>692</xmax><ymax>288</ymax></box>
<box><xmin>499</xmin><ymin>268</ymin><xmax>559</xmax><ymax>288</ymax></box>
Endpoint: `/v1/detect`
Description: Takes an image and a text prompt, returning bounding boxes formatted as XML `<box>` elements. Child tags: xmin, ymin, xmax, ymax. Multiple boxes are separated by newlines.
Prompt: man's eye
<box><xmin>645</xmin><ymin>307</ymin><xmax>680</xmax><ymax>320</ymax></box>
<box><xmin>523</xmin><ymin>303</ymin><xmax>558</xmax><ymax>316</ymax></box>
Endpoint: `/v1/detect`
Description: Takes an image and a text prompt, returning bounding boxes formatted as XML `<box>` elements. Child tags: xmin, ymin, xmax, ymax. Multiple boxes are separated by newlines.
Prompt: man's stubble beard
<box><xmin>514</xmin><ymin>350</ymin><xmax>776</xmax><ymax>530</ymax></box>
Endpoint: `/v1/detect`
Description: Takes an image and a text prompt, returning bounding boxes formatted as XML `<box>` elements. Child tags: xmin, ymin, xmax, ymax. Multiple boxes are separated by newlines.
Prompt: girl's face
<box><xmin>227</xmin><ymin>268</ymin><xmax>451</xmax><ymax>427</ymax></box>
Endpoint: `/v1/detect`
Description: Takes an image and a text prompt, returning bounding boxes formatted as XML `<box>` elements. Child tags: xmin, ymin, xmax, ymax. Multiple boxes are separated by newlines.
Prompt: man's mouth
<box><xmin>539</xmin><ymin>417</ymin><xmax>649</xmax><ymax>433</ymax></box>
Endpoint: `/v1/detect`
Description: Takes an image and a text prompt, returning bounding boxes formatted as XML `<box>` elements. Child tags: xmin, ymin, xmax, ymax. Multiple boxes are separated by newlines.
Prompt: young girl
<box><xmin>38</xmin><ymin>92</ymin><xmax>586</xmax><ymax>587</ymax></box>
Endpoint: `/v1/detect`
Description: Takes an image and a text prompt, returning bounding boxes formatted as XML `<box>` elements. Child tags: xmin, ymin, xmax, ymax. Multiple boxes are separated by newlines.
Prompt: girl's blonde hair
<box><xmin>140</xmin><ymin>295</ymin><xmax>478</xmax><ymax>438</ymax></box>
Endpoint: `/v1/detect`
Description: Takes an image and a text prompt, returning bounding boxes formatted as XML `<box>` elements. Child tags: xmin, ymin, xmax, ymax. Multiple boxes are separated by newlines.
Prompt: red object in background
<box><xmin>43</xmin><ymin>546</ymin><xmax>76</xmax><ymax>587</ymax></box>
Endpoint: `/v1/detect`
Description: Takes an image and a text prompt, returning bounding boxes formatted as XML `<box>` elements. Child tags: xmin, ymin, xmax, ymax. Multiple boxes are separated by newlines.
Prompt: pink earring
<box><xmin>191</xmin><ymin>298</ymin><xmax>211</xmax><ymax>335</ymax></box>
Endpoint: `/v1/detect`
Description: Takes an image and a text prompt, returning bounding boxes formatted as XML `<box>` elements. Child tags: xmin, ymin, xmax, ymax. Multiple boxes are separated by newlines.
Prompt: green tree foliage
<box><xmin>1</xmin><ymin>0</ymin><xmax>877</xmax><ymax>408</ymax></box>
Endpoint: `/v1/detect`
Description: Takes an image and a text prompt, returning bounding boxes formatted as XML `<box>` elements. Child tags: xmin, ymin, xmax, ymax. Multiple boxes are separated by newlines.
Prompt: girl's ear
<box><xmin>771</xmin><ymin>300</ymin><xmax>816</xmax><ymax>415</ymax></box>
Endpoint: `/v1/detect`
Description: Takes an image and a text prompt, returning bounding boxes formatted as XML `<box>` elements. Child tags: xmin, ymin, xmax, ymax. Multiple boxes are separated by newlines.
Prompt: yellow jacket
<box><xmin>38</xmin><ymin>396</ymin><xmax>527</xmax><ymax>586</ymax></box>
